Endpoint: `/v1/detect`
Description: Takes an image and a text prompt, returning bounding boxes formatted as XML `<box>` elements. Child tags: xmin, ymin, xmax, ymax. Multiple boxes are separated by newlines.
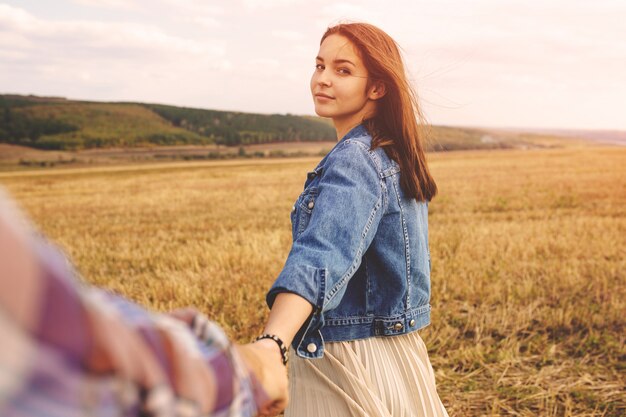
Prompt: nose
<box><xmin>315</xmin><ymin>68</ymin><xmax>331</xmax><ymax>87</ymax></box>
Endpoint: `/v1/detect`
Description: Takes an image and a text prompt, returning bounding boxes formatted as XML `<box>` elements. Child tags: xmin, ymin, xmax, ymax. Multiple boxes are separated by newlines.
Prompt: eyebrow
<box><xmin>315</xmin><ymin>56</ymin><xmax>356</xmax><ymax>67</ymax></box>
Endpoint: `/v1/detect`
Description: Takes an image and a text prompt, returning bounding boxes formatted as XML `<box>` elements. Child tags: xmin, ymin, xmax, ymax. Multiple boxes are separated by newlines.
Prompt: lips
<box><xmin>315</xmin><ymin>93</ymin><xmax>335</xmax><ymax>99</ymax></box>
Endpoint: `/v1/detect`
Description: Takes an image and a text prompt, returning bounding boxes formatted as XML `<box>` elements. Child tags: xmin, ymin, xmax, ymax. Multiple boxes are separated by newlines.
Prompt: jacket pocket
<box><xmin>296</xmin><ymin>187</ymin><xmax>318</xmax><ymax>237</ymax></box>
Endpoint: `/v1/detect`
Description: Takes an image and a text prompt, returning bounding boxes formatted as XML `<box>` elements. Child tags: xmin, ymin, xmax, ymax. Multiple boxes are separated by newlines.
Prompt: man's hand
<box><xmin>169</xmin><ymin>307</ymin><xmax>289</xmax><ymax>416</ymax></box>
<box><xmin>238</xmin><ymin>342</ymin><xmax>289</xmax><ymax>416</ymax></box>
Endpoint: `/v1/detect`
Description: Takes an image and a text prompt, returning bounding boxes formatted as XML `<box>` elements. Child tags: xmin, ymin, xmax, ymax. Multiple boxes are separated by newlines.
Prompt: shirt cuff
<box><xmin>266</xmin><ymin>266</ymin><xmax>327</xmax><ymax>359</ymax></box>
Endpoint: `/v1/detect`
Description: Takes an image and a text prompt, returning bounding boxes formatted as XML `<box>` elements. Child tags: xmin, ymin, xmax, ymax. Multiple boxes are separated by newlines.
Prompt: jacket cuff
<box><xmin>266</xmin><ymin>266</ymin><xmax>327</xmax><ymax>359</ymax></box>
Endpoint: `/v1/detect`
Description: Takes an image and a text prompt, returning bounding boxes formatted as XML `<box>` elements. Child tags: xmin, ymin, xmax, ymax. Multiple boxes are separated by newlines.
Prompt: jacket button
<box><xmin>394</xmin><ymin>322</ymin><xmax>403</xmax><ymax>331</ymax></box>
<box><xmin>291</xmin><ymin>205</ymin><xmax>296</xmax><ymax>212</ymax></box>
<box><xmin>307</xmin><ymin>201</ymin><xmax>315</xmax><ymax>210</ymax></box>
<box><xmin>306</xmin><ymin>343</ymin><xmax>317</xmax><ymax>353</ymax></box>
<box><xmin>409</xmin><ymin>319</ymin><xmax>416</xmax><ymax>327</ymax></box>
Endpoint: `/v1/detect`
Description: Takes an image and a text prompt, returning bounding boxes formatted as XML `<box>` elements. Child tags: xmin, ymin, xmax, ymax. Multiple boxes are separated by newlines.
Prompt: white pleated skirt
<box><xmin>285</xmin><ymin>331</ymin><xmax>449</xmax><ymax>417</ymax></box>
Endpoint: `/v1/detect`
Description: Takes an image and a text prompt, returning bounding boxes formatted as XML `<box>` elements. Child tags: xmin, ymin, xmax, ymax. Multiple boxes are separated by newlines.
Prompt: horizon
<box><xmin>4</xmin><ymin>92</ymin><xmax>625</xmax><ymax>135</ymax></box>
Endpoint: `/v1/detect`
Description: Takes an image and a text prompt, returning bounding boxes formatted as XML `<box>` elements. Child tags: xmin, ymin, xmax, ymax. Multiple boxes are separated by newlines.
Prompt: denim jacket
<box><xmin>267</xmin><ymin>124</ymin><xmax>431</xmax><ymax>359</ymax></box>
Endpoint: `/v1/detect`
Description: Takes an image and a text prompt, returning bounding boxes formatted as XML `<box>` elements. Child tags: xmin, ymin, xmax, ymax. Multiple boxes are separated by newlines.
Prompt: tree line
<box><xmin>146</xmin><ymin>104</ymin><xmax>334</xmax><ymax>146</ymax></box>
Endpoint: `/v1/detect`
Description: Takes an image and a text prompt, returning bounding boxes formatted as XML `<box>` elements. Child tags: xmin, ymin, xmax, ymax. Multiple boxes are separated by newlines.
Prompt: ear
<box><xmin>368</xmin><ymin>81</ymin><xmax>386</xmax><ymax>100</ymax></box>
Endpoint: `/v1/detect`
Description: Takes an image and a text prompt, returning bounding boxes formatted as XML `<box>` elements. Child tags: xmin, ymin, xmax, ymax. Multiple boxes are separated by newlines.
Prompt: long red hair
<box><xmin>321</xmin><ymin>23</ymin><xmax>437</xmax><ymax>201</ymax></box>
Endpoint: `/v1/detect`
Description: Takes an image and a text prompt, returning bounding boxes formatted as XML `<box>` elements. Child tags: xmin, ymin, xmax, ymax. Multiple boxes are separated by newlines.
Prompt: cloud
<box><xmin>0</xmin><ymin>4</ymin><xmax>226</xmax><ymax>62</ymax></box>
<box><xmin>191</xmin><ymin>16</ymin><xmax>221</xmax><ymax>29</ymax></box>
<box><xmin>271</xmin><ymin>30</ymin><xmax>304</xmax><ymax>42</ymax></box>
<box><xmin>317</xmin><ymin>2</ymin><xmax>377</xmax><ymax>27</ymax></box>
<box><xmin>71</xmin><ymin>0</ymin><xmax>135</xmax><ymax>10</ymax></box>
<box><xmin>156</xmin><ymin>0</ymin><xmax>225</xmax><ymax>16</ymax></box>
<box><xmin>0</xmin><ymin>4</ymin><xmax>231</xmax><ymax>105</ymax></box>
<box><xmin>242</xmin><ymin>0</ymin><xmax>307</xmax><ymax>11</ymax></box>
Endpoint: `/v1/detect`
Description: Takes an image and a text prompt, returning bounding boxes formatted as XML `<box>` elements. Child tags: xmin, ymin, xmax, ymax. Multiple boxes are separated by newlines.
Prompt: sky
<box><xmin>1</xmin><ymin>0</ymin><xmax>625</xmax><ymax>131</ymax></box>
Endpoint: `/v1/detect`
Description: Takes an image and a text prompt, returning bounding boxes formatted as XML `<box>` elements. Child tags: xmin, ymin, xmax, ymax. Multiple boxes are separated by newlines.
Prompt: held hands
<box><xmin>169</xmin><ymin>308</ymin><xmax>289</xmax><ymax>416</ymax></box>
<box><xmin>239</xmin><ymin>340</ymin><xmax>289</xmax><ymax>416</ymax></box>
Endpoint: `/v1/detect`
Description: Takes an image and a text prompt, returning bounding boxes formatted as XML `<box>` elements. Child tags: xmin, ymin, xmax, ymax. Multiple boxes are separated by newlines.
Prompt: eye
<box><xmin>315</xmin><ymin>64</ymin><xmax>325</xmax><ymax>71</ymax></box>
<box><xmin>337</xmin><ymin>67</ymin><xmax>351</xmax><ymax>75</ymax></box>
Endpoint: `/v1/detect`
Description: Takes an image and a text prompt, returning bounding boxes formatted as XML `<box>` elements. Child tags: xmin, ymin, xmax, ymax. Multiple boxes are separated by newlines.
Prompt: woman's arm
<box><xmin>246</xmin><ymin>293</ymin><xmax>312</xmax><ymax>415</ymax></box>
<box><xmin>256</xmin><ymin>292</ymin><xmax>313</xmax><ymax>355</ymax></box>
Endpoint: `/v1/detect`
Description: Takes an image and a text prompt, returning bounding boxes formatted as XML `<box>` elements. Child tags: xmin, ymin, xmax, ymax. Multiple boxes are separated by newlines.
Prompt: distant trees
<box><xmin>0</xmin><ymin>105</ymin><xmax>78</xmax><ymax>149</ymax></box>
<box><xmin>147</xmin><ymin>104</ymin><xmax>335</xmax><ymax>146</ymax></box>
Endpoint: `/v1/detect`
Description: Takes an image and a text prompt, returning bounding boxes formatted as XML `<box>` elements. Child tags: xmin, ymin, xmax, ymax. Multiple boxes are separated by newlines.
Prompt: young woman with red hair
<box><xmin>253</xmin><ymin>22</ymin><xmax>449</xmax><ymax>416</ymax></box>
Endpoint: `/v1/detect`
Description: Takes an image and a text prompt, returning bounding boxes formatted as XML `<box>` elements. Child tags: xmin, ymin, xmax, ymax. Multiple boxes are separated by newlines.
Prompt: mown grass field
<box><xmin>1</xmin><ymin>145</ymin><xmax>624</xmax><ymax>416</ymax></box>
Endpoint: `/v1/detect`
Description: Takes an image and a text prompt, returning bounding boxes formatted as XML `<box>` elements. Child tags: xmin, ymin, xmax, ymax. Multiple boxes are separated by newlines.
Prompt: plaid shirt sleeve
<box><xmin>0</xmin><ymin>192</ymin><xmax>263</xmax><ymax>417</ymax></box>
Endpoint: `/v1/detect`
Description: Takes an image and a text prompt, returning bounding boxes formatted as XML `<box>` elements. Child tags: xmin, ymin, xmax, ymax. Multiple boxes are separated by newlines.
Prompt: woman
<box><xmin>253</xmin><ymin>22</ymin><xmax>448</xmax><ymax>416</ymax></box>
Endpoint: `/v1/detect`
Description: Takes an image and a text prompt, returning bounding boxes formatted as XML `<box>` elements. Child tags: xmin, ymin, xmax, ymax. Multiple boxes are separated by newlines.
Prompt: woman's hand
<box><xmin>238</xmin><ymin>342</ymin><xmax>289</xmax><ymax>416</ymax></box>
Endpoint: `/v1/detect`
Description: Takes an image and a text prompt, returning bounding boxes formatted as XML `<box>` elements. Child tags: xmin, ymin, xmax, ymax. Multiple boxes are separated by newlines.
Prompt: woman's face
<box><xmin>310</xmin><ymin>34</ymin><xmax>376</xmax><ymax>125</ymax></box>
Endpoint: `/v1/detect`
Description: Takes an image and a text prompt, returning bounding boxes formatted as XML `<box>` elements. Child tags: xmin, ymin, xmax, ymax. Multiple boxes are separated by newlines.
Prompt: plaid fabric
<box><xmin>0</xmin><ymin>191</ymin><xmax>263</xmax><ymax>417</ymax></box>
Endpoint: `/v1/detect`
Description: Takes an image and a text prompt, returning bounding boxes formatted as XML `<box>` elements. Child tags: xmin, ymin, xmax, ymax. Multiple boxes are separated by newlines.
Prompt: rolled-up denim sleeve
<box><xmin>266</xmin><ymin>140</ymin><xmax>385</xmax><ymax>358</ymax></box>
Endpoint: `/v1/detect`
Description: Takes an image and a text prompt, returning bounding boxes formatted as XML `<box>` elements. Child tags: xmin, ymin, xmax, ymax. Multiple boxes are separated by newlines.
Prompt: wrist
<box><xmin>254</xmin><ymin>338</ymin><xmax>282</xmax><ymax>356</ymax></box>
<box><xmin>254</xmin><ymin>334</ymin><xmax>289</xmax><ymax>366</ymax></box>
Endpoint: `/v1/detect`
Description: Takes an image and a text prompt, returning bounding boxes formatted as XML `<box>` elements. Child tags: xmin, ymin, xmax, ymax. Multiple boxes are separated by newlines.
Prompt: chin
<box><xmin>315</xmin><ymin>111</ymin><xmax>333</xmax><ymax>118</ymax></box>
<box><xmin>313</xmin><ymin>106</ymin><xmax>335</xmax><ymax>119</ymax></box>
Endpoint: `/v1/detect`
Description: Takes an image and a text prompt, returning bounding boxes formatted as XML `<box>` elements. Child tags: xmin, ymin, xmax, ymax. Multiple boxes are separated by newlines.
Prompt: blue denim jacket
<box><xmin>267</xmin><ymin>124</ymin><xmax>431</xmax><ymax>359</ymax></box>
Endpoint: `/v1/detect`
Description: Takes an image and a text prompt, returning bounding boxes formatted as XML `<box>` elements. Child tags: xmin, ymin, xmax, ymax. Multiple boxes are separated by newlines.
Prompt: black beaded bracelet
<box><xmin>254</xmin><ymin>333</ymin><xmax>289</xmax><ymax>366</ymax></box>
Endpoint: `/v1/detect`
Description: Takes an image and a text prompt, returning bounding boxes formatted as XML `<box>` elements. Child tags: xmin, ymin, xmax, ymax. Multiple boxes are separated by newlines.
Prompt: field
<box><xmin>1</xmin><ymin>145</ymin><xmax>624</xmax><ymax>416</ymax></box>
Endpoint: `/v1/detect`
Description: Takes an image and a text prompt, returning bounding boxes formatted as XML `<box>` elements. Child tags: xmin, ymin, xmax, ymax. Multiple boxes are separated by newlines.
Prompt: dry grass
<box><xmin>1</xmin><ymin>146</ymin><xmax>624</xmax><ymax>416</ymax></box>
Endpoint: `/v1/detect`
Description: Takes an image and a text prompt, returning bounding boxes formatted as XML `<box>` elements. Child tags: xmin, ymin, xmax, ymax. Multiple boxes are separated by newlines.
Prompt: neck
<box><xmin>333</xmin><ymin>103</ymin><xmax>376</xmax><ymax>141</ymax></box>
<box><xmin>333</xmin><ymin>119</ymin><xmax>363</xmax><ymax>142</ymax></box>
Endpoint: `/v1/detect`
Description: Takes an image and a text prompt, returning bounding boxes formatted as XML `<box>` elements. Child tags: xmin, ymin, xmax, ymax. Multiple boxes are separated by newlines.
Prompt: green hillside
<box><xmin>0</xmin><ymin>95</ymin><xmax>335</xmax><ymax>150</ymax></box>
